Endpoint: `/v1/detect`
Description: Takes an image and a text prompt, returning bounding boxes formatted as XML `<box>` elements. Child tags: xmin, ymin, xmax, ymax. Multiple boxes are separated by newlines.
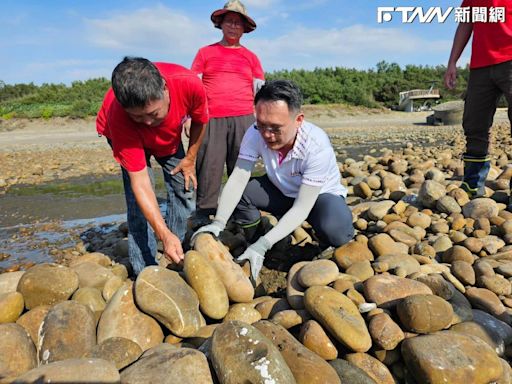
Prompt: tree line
<box><xmin>0</xmin><ymin>61</ymin><xmax>470</xmax><ymax>119</ymax></box>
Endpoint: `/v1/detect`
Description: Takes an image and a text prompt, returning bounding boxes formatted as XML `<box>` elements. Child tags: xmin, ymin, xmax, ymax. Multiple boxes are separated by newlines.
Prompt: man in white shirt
<box><xmin>191</xmin><ymin>80</ymin><xmax>354</xmax><ymax>280</ymax></box>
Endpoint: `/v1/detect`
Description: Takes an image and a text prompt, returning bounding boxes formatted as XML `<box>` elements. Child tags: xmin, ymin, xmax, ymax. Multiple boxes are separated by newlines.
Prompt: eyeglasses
<box><xmin>223</xmin><ymin>19</ymin><xmax>244</xmax><ymax>27</ymax></box>
<box><xmin>253</xmin><ymin>123</ymin><xmax>282</xmax><ymax>135</ymax></box>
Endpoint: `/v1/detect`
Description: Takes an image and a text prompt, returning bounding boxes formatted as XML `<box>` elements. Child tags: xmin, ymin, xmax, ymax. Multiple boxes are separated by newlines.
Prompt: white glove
<box><xmin>190</xmin><ymin>220</ymin><xmax>225</xmax><ymax>247</ymax></box>
<box><xmin>238</xmin><ymin>236</ymin><xmax>272</xmax><ymax>282</ymax></box>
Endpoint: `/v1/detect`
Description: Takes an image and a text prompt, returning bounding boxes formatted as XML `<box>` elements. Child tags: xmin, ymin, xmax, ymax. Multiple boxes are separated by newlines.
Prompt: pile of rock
<box><xmin>3</xmin><ymin>135</ymin><xmax>512</xmax><ymax>383</ymax></box>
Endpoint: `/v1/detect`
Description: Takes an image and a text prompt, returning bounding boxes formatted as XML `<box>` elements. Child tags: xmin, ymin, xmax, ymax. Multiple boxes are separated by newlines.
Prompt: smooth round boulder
<box><xmin>0</xmin><ymin>271</ymin><xmax>24</xmax><ymax>295</ymax></box>
<box><xmin>334</xmin><ymin>241</ymin><xmax>374</xmax><ymax>270</ymax></box>
<box><xmin>16</xmin><ymin>305</ymin><xmax>50</xmax><ymax>345</ymax></box>
<box><xmin>223</xmin><ymin>303</ymin><xmax>262</xmax><ymax>324</ymax></box>
<box><xmin>451</xmin><ymin>260</ymin><xmax>476</xmax><ymax>285</ymax></box>
<box><xmin>84</xmin><ymin>336</ymin><xmax>142</xmax><ymax>370</ymax></box>
<box><xmin>97</xmin><ymin>281</ymin><xmax>164</xmax><ymax>352</ymax></box>
<box><xmin>418</xmin><ymin>180</ymin><xmax>446</xmax><ymax>208</ymax></box>
<box><xmin>462</xmin><ymin>198</ymin><xmax>499</xmax><ymax>219</ymax></box>
<box><xmin>69</xmin><ymin>252</ymin><xmax>112</xmax><ymax>267</ymax></box>
<box><xmin>402</xmin><ymin>331</ymin><xmax>503</xmax><ymax>384</ymax></box>
<box><xmin>450</xmin><ymin>321</ymin><xmax>506</xmax><ymax>356</ymax></box>
<box><xmin>254</xmin><ymin>320</ymin><xmax>341</xmax><ymax>384</ymax></box>
<box><xmin>255</xmin><ymin>297</ymin><xmax>291</xmax><ymax>319</ymax></box>
<box><xmin>135</xmin><ymin>266</ymin><xmax>204</xmax><ymax>337</ymax></box>
<box><xmin>121</xmin><ymin>346</ymin><xmax>213</xmax><ymax>383</ymax></box>
<box><xmin>211</xmin><ymin>321</ymin><xmax>295</xmax><ymax>384</ymax></box>
<box><xmin>17</xmin><ymin>263</ymin><xmax>79</xmax><ymax>309</ymax></box>
<box><xmin>11</xmin><ymin>358</ymin><xmax>120</xmax><ymax>383</ymax></box>
<box><xmin>363</xmin><ymin>274</ymin><xmax>432</xmax><ymax>308</ymax></box>
<box><xmin>298</xmin><ymin>259</ymin><xmax>339</xmax><ymax>287</ymax></box>
<box><xmin>0</xmin><ymin>323</ymin><xmax>37</xmax><ymax>382</ymax></box>
<box><xmin>183</xmin><ymin>250</ymin><xmax>229</xmax><ymax>320</ymax></box>
<box><xmin>71</xmin><ymin>261</ymin><xmax>115</xmax><ymax>290</ymax></box>
<box><xmin>0</xmin><ymin>291</ymin><xmax>24</xmax><ymax>323</ymax></box>
<box><xmin>304</xmin><ymin>286</ymin><xmax>371</xmax><ymax>352</ymax></box>
<box><xmin>299</xmin><ymin>320</ymin><xmax>338</xmax><ymax>360</ymax></box>
<box><xmin>397</xmin><ymin>294</ymin><xmax>453</xmax><ymax>333</ymax></box>
<box><xmin>39</xmin><ymin>300</ymin><xmax>96</xmax><ymax>364</ymax></box>
<box><xmin>414</xmin><ymin>273</ymin><xmax>455</xmax><ymax>300</ymax></box>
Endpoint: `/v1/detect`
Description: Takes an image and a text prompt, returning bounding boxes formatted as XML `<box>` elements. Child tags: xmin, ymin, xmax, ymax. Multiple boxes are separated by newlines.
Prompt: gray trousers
<box><xmin>195</xmin><ymin>114</ymin><xmax>255</xmax><ymax>213</ymax></box>
<box><xmin>232</xmin><ymin>175</ymin><xmax>355</xmax><ymax>247</ymax></box>
<box><xmin>463</xmin><ymin>60</ymin><xmax>512</xmax><ymax>158</ymax></box>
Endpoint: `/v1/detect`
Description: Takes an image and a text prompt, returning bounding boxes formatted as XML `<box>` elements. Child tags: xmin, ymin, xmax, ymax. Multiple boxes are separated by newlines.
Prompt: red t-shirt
<box><xmin>461</xmin><ymin>0</ymin><xmax>512</xmax><ymax>68</ymax></box>
<box><xmin>96</xmin><ymin>63</ymin><xmax>208</xmax><ymax>172</ymax></box>
<box><xmin>191</xmin><ymin>43</ymin><xmax>264</xmax><ymax>118</ymax></box>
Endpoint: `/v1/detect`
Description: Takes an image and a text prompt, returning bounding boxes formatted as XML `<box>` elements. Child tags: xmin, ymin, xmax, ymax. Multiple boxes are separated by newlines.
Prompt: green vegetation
<box><xmin>0</xmin><ymin>62</ymin><xmax>471</xmax><ymax>119</ymax></box>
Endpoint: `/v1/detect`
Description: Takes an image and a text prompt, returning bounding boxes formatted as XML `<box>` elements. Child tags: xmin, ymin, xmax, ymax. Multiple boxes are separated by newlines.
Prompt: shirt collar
<box><xmin>290</xmin><ymin>123</ymin><xmax>307</xmax><ymax>160</ymax></box>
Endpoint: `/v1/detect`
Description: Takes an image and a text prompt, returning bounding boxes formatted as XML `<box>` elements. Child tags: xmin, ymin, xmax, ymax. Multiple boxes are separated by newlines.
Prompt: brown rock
<box><xmin>345</xmin><ymin>353</ymin><xmax>395</xmax><ymax>384</ymax></box>
<box><xmin>39</xmin><ymin>301</ymin><xmax>96</xmax><ymax>364</ymax></box>
<box><xmin>363</xmin><ymin>274</ymin><xmax>432</xmax><ymax>308</ymax></box>
<box><xmin>299</xmin><ymin>320</ymin><xmax>338</xmax><ymax>360</ymax></box>
<box><xmin>16</xmin><ymin>305</ymin><xmax>50</xmax><ymax>346</ymax></box>
<box><xmin>402</xmin><ymin>331</ymin><xmax>502</xmax><ymax>384</ymax></box>
<box><xmin>397</xmin><ymin>294</ymin><xmax>453</xmax><ymax>333</ymax></box>
<box><xmin>334</xmin><ymin>241</ymin><xmax>374</xmax><ymax>270</ymax></box>
<box><xmin>0</xmin><ymin>323</ymin><xmax>37</xmax><ymax>382</ymax></box>
<box><xmin>368</xmin><ymin>312</ymin><xmax>404</xmax><ymax>350</ymax></box>
<box><xmin>17</xmin><ymin>263</ymin><xmax>79</xmax><ymax>309</ymax></box>
<box><xmin>84</xmin><ymin>336</ymin><xmax>142</xmax><ymax>370</ymax></box>
<box><xmin>254</xmin><ymin>320</ymin><xmax>341</xmax><ymax>384</ymax></box>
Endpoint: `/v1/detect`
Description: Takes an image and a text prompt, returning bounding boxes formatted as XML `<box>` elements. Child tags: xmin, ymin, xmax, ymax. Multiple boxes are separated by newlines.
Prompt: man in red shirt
<box><xmin>444</xmin><ymin>1</ymin><xmax>512</xmax><ymax>199</ymax></box>
<box><xmin>96</xmin><ymin>57</ymin><xmax>208</xmax><ymax>274</ymax></box>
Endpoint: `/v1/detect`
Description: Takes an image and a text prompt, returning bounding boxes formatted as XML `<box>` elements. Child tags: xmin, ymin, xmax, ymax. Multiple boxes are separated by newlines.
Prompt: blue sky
<box><xmin>1</xmin><ymin>0</ymin><xmax>468</xmax><ymax>85</ymax></box>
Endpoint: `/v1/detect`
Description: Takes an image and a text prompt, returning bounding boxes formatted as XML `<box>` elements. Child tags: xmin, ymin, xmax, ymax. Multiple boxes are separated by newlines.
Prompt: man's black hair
<box><xmin>254</xmin><ymin>79</ymin><xmax>303</xmax><ymax>113</ymax></box>
<box><xmin>111</xmin><ymin>57</ymin><xmax>164</xmax><ymax>109</ymax></box>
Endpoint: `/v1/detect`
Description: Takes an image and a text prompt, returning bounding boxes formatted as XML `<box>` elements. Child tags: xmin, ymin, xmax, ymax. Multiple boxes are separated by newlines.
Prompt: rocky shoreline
<box><xmin>1</xmin><ymin>115</ymin><xmax>512</xmax><ymax>382</ymax></box>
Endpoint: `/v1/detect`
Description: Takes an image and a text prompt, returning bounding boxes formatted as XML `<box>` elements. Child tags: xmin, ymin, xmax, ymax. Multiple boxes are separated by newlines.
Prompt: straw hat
<box><xmin>211</xmin><ymin>0</ymin><xmax>256</xmax><ymax>33</ymax></box>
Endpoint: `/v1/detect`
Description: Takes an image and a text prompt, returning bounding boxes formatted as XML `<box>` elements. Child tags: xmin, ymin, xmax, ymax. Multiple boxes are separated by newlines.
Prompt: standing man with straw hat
<box><xmin>191</xmin><ymin>0</ymin><xmax>265</xmax><ymax>226</ymax></box>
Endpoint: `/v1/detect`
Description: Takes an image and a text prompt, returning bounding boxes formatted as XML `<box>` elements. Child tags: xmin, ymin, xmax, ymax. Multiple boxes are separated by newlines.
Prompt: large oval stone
<box><xmin>183</xmin><ymin>250</ymin><xmax>229</xmax><ymax>320</ymax></box>
<box><xmin>363</xmin><ymin>274</ymin><xmax>432</xmax><ymax>308</ymax></box>
<box><xmin>69</xmin><ymin>252</ymin><xmax>112</xmax><ymax>268</ymax></box>
<box><xmin>39</xmin><ymin>300</ymin><xmax>96</xmax><ymax>364</ymax></box>
<box><xmin>254</xmin><ymin>320</ymin><xmax>340</xmax><ymax>384</ymax></box>
<box><xmin>0</xmin><ymin>271</ymin><xmax>24</xmax><ymax>295</ymax></box>
<box><xmin>402</xmin><ymin>331</ymin><xmax>503</xmax><ymax>384</ymax></box>
<box><xmin>223</xmin><ymin>303</ymin><xmax>262</xmax><ymax>324</ymax></box>
<box><xmin>71</xmin><ymin>261</ymin><xmax>115</xmax><ymax>290</ymax></box>
<box><xmin>84</xmin><ymin>336</ymin><xmax>142</xmax><ymax>370</ymax></box>
<box><xmin>304</xmin><ymin>286</ymin><xmax>371</xmax><ymax>352</ymax></box>
<box><xmin>17</xmin><ymin>263</ymin><xmax>79</xmax><ymax>309</ymax></box>
<box><xmin>121</xmin><ymin>346</ymin><xmax>213</xmax><ymax>383</ymax></box>
<box><xmin>16</xmin><ymin>305</ymin><xmax>50</xmax><ymax>345</ymax></box>
<box><xmin>299</xmin><ymin>320</ymin><xmax>338</xmax><ymax>360</ymax></box>
<box><xmin>97</xmin><ymin>281</ymin><xmax>164</xmax><ymax>352</ymax></box>
<box><xmin>11</xmin><ymin>358</ymin><xmax>120</xmax><ymax>383</ymax></box>
<box><xmin>397</xmin><ymin>294</ymin><xmax>453</xmax><ymax>333</ymax></box>
<box><xmin>462</xmin><ymin>198</ymin><xmax>499</xmax><ymax>219</ymax></box>
<box><xmin>0</xmin><ymin>323</ymin><xmax>37</xmax><ymax>382</ymax></box>
<box><xmin>134</xmin><ymin>266</ymin><xmax>204</xmax><ymax>337</ymax></box>
<box><xmin>0</xmin><ymin>291</ymin><xmax>24</xmax><ymax>323</ymax></box>
<box><xmin>211</xmin><ymin>321</ymin><xmax>295</xmax><ymax>384</ymax></box>
<box><xmin>334</xmin><ymin>240</ymin><xmax>374</xmax><ymax>270</ymax></box>
<box><xmin>297</xmin><ymin>259</ymin><xmax>339</xmax><ymax>287</ymax></box>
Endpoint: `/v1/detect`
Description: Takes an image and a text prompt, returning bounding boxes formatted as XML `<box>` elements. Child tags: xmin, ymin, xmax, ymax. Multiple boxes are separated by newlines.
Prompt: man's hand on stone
<box><xmin>161</xmin><ymin>231</ymin><xmax>185</xmax><ymax>264</ymax></box>
<box><xmin>190</xmin><ymin>220</ymin><xmax>225</xmax><ymax>247</ymax></box>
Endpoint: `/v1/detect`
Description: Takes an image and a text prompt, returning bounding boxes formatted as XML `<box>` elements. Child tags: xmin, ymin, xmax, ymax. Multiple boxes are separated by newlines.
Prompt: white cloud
<box><xmin>85</xmin><ymin>5</ymin><xmax>218</xmax><ymax>58</ymax></box>
<box><xmin>246</xmin><ymin>24</ymin><xmax>453</xmax><ymax>71</ymax></box>
<box><xmin>242</xmin><ymin>0</ymin><xmax>282</xmax><ymax>10</ymax></box>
